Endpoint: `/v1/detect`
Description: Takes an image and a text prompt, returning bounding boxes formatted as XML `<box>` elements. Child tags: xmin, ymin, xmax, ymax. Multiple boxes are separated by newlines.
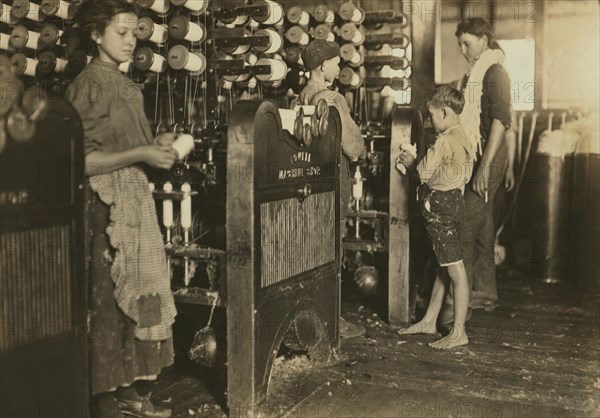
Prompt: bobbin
<box><xmin>10</xmin><ymin>26</ymin><xmax>39</xmax><ymax>50</ymax></box>
<box><xmin>167</xmin><ymin>44</ymin><xmax>207</xmax><ymax>75</ymax></box>
<box><xmin>252</xmin><ymin>29</ymin><xmax>283</xmax><ymax>54</ymax></box>
<box><xmin>169</xmin><ymin>15</ymin><xmax>206</xmax><ymax>43</ymax></box>
<box><xmin>254</xmin><ymin>58</ymin><xmax>287</xmax><ymax>82</ymax></box>
<box><xmin>39</xmin><ymin>23</ymin><xmax>63</xmax><ymax>48</ymax></box>
<box><xmin>171</xmin><ymin>0</ymin><xmax>208</xmax><ymax>15</ymax></box>
<box><xmin>136</xmin><ymin>17</ymin><xmax>169</xmax><ymax>45</ymax></box>
<box><xmin>136</xmin><ymin>0</ymin><xmax>171</xmax><ymax>16</ymax></box>
<box><xmin>134</xmin><ymin>48</ymin><xmax>168</xmax><ymax>73</ymax></box>
<box><xmin>11</xmin><ymin>0</ymin><xmax>45</xmax><ymax>22</ymax></box>
<box><xmin>41</xmin><ymin>0</ymin><xmax>73</xmax><ymax>20</ymax></box>
<box><xmin>38</xmin><ymin>50</ymin><xmax>67</xmax><ymax>74</ymax></box>
<box><xmin>10</xmin><ymin>53</ymin><xmax>37</xmax><ymax>77</ymax></box>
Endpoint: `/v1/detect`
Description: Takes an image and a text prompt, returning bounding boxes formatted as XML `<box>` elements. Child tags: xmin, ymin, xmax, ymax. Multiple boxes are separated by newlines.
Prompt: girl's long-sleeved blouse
<box><xmin>65</xmin><ymin>59</ymin><xmax>153</xmax><ymax>155</ymax></box>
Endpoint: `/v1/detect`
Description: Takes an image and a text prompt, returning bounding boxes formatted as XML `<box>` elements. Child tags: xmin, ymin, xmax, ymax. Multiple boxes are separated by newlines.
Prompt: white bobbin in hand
<box><xmin>171</xmin><ymin>134</ymin><xmax>195</xmax><ymax>160</ymax></box>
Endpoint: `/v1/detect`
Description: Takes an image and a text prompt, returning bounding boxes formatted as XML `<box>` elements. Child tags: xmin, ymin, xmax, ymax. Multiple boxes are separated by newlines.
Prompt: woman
<box><xmin>65</xmin><ymin>1</ymin><xmax>177</xmax><ymax>416</ymax></box>
<box><xmin>440</xmin><ymin>18</ymin><xmax>513</xmax><ymax>324</ymax></box>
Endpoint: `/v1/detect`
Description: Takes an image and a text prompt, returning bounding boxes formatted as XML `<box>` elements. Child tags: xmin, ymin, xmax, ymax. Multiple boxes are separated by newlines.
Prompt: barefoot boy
<box><xmin>396</xmin><ymin>86</ymin><xmax>475</xmax><ymax>349</ymax></box>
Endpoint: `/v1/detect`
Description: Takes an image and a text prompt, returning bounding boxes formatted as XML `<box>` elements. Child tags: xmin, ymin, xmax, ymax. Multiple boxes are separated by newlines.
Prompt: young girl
<box><xmin>65</xmin><ymin>1</ymin><xmax>177</xmax><ymax>416</ymax></box>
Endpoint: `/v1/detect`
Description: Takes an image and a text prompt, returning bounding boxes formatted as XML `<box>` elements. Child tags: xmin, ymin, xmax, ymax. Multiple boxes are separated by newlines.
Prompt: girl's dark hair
<box><xmin>455</xmin><ymin>17</ymin><xmax>501</xmax><ymax>50</ymax></box>
<box><xmin>62</xmin><ymin>0</ymin><xmax>138</xmax><ymax>57</ymax></box>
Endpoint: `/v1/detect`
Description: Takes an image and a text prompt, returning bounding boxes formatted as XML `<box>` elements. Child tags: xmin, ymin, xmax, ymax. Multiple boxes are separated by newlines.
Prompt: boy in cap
<box><xmin>294</xmin><ymin>39</ymin><xmax>367</xmax><ymax>338</ymax></box>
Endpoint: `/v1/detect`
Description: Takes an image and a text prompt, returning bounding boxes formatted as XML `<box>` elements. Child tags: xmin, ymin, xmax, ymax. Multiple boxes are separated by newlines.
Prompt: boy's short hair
<box><xmin>426</xmin><ymin>85</ymin><xmax>465</xmax><ymax>115</ymax></box>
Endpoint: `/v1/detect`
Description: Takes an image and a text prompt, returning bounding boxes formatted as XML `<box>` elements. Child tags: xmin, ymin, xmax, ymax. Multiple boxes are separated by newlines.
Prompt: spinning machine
<box><xmin>1</xmin><ymin>0</ymin><xmax>434</xmax><ymax>414</ymax></box>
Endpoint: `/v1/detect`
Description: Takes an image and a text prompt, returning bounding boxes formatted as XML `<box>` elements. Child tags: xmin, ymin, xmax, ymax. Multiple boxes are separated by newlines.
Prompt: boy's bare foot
<box><xmin>428</xmin><ymin>325</ymin><xmax>468</xmax><ymax>349</ymax></box>
<box><xmin>397</xmin><ymin>320</ymin><xmax>437</xmax><ymax>335</ymax></box>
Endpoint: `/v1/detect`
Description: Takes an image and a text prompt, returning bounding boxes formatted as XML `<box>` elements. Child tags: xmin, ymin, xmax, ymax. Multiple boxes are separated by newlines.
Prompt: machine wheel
<box><xmin>282</xmin><ymin>311</ymin><xmax>330</xmax><ymax>362</ymax></box>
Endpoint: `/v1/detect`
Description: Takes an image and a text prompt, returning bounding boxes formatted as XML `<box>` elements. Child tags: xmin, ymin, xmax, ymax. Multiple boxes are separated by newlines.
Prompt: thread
<box><xmin>180</xmin><ymin>183</ymin><xmax>192</xmax><ymax>229</ymax></box>
<box><xmin>230</xmin><ymin>44</ymin><xmax>250</xmax><ymax>55</ymax></box>
<box><xmin>352</xmin><ymin>8</ymin><xmax>364</xmax><ymax>23</ymax></box>
<box><xmin>172</xmin><ymin>134</ymin><xmax>195</xmax><ymax>159</ymax></box>
<box><xmin>25</xmin><ymin>30</ymin><xmax>40</xmax><ymax>50</ymax></box>
<box><xmin>23</xmin><ymin>57</ymin><xmax>37</xmax><ymax>77</ymax></box>
<box><xmin>264</xmin><ymin>29</ymin><xmax>282</xmax><ymax>54</ymax></box>
<box><xmin>54</xmin><ymin>1</ymin><xmax>72</xmax><ymax>20</ymax></box>
<box><xmin>0</xmin><ymin>33</ymin><xmax>9</xmax><ymax>50</ymax></box>
<box><xmin>186</xmin><ymin>51</ymin><xmax>206</xmax><ymax>73</ymax></box>
<box><xmin>299</xmin><ymin>32</ymin><xmax>309</xmax><ymax>46</ymax></box>
<box><xmin>55</xmin><ymin>57</ymin><xmax>67</xmax><ymax>73</ymax></box>
<box><xmin>264</xmin><ymin>1</ymin><xmax>284</xmax><ymax>25</ymax></box>
<box><xmin>185</xmin><ymin>21</ymin><xmax>205</xmax><ymax>42</ymax></box>
<box><xmin>25</xmin><ymin>2</ymin><xmax>44</xmax><ymax>22</ymax></box>
<box><xmin>149</xmin><ymin>53</ymin><xmax>167</xmax><ymax>73</ymax></box>
<box><xmin>255</xmin><ymin>58</ymin><xmax>287</xmax><ymax>82</ymax></box>
<box><xmin>177</xmin><ymin>0</ymin><xmax>207</xmax><ymax>13</ymax></box>
<box><xmin>150</xmin><ymin>0</ymin><xmax>170</xmax><ymax>14</ymax></box>
<box><xmin>1</xmin><ymin>4</ymin><xmax>15</xmax><ymax>24</ymax></box>
<box><xmin>299</xmin><ymin>11</ymin><xmax>310</xmax><ymax>26</ymax></box>
<box><xmin>162</xmin><ymin>182</ymin><xmax>174</xmax><ymax>228</ymax></box>
<box><xmin>351</xmin><ymin>50</ymin><xmax>362</xmax><ymax>65</ymax></box>
<box><xmin>352</xmin><ymin>29</ymin><xmax>365</xmax><ymax>45</ymax></box>
<box><xmin>150</xmin><ymin>24</ymin><xmax>168</xmax><ymax>44</ymax></box>
<box><xmin>325</xmin><ymin>10</ymin><xmax>335</xmax><ymax>23</ymax></box>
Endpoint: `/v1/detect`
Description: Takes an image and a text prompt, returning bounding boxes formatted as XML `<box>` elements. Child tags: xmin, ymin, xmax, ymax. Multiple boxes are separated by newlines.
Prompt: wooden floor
<box><xmin>146</xmin><ymin>266</ymin><xmax>600</xmax><ymax>417</ymax></box>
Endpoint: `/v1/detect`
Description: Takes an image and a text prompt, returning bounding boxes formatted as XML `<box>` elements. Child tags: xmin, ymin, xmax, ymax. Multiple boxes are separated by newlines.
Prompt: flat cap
<box><xmin>302</xmin><ymin>39</ymin><xmax>340</xmax><ymax>71</ymax></box>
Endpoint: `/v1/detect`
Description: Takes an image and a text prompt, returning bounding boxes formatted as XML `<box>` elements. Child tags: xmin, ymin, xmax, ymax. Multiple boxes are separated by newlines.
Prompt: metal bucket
<box><xmin>530</xmin><ymin>153</ymin><xmax>574</xmax><ymax>283</ymax></box>
<box><xmin>570</xmin><ymin>151</ymin><xmax>600</xmax><ymax>291</ymax></box>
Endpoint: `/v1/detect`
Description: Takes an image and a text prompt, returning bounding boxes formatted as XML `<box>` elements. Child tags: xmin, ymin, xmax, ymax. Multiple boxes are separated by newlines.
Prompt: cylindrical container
<box><xmin>167</xmin><ymin>45</ymin><xmax>206</xmax><ymax>74</ymax></box>
<box><xmin>570</xmin><ymin>132</ymin><xmax>600</xmax><ymax>291</ymax></box>
<box><xmin>253</xmin><ymin>29</ymin><xmax>282</xmax><ymax>54</ymax></box>
<box><xmin>0</xmin><ymin>33</ymin><xmax>10</xmax><ymax>51</ymax></box>
<box><xmin>530</xmin><ymin>128</ymin><xmax>579</xmax><ymax>283</ymax></box>
<box><xmin>313</xmin><ymin>4</ymin><xmax>334</xmax><ymax>23</ymax></box>
<box><xmin>169</xmin><ymin>15</ymin><xmax>206</xmax><ymax>43</ymax></box>
<box><xmin>1</xmin><ymin>4</ymin><xmax>18</xmax><ymax>24</ymax></box>
<box><xmin>285</xmin><ymin>26</ymin><xmax>309</xmax><ymax>46</ymax></box>
<box><xmin>171</xmin><ymin>0</ymin><xmax>208</xmax><ymax>15</ymax></box>
<box><xmin>41</xmin><ymin>0</ymin><xmax>74</xmax><ymax>20</ymax></box>
<box><xmin>39</xmin><ymin>23</ymin><xmax>63</xmax><ymax>48</ymax></box>
<box><xmin>314</xmin><ymin>24</ymin><xmax>335</xmax><ymax>42</ymax></box>
<box><xmin>10</xmin><ymin>53</ymin><xmax>37</xmax><ymax>76</ymax></box>
<box><xmin>286</xmin><ymin>5</ymin><xmax>310</xmax><ymax>26</ymax></box>
<box><xmin>255</xmin><ymin>58</ymin><xmax>287</xmax><ymax>82</ymax></box>
<box><xmin>339</xmin><ymin>67</ymin><xmax>361</xmax><ymax>87</ymax></box>
<box><xmin>180</xmin><ymin>183</ymin><xmax>192</xmax><ymax>229</ymax></box>
<box><xmin>12</xmin><ymin>0</ymin><xmax>45</xmax><ymax>22</ymax></box>
<box><xmin>10</xmin><ymin>26</ymin><xmax>40</xmax><ymax>50</ymax></box>
<box><xmin>136</xmin><ymin>17</ymin><xmax>169</xmax><ymax>45</ymax></box>
<box><xmin>257</xmin><ymin>0</ymin><xmax>283</xmax><ymax>25</ymax></box>
<box><xmin>37</xmin><ymin>50</ymin><xmax>67</xmax><ymax>73</ymax></box>
<box><xmin>134</xmin><ymin>48</ymin><xmax>167</xmax><ymax>73</ymax></box>
<box><xmin>136</xmin><ymin>0</ymin><xmax>171</xmax><ymax>15</ymax></box>
<box><xmin>162</xmin><ymin>182</ymin><xmax>174</xmax><ymax>228</ymax></box>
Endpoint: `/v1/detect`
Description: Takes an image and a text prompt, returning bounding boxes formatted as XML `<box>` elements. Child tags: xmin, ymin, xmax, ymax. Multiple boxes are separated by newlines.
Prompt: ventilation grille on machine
<box><xmin>1</xmin><ymin>225</ymin><xmax>73</xmax><ymax>352</ymax></box>
<box><xmin>260</xmin><ymin>191</ymin><xmax>336</xmax><ymax>287</ymax></box>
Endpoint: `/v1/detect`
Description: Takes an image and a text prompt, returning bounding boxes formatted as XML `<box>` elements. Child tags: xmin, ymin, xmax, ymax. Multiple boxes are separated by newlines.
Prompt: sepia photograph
<box><xmin>1</xmin><ymin>0</ymin><xmax>598</xmax><ymax>417</ymax></box>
